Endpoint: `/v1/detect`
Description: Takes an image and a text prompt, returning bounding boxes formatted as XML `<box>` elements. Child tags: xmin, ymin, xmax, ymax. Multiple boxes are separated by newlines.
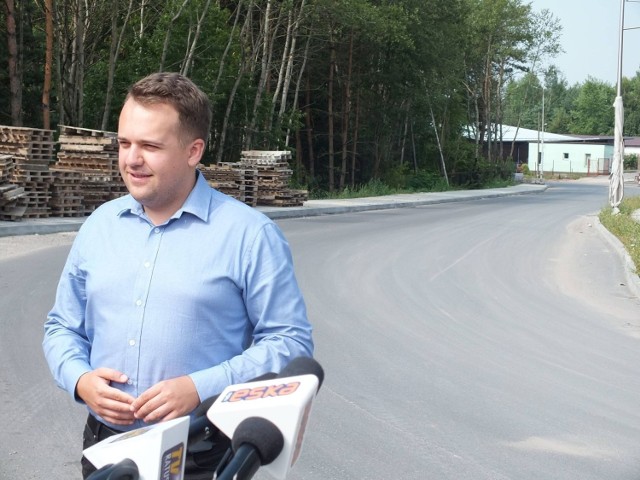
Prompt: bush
<box><xmin>407</xmin><ymin>169</ymin><xmax>449</xmax><ymax>191</ymax></box>
<box><xmin>624</xmin><ymin>154</ymin><xmax>638</xmax><ymax>171</ymax></box>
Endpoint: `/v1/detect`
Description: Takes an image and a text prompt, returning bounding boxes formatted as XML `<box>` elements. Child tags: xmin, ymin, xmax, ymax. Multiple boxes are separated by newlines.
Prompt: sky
<box><xmin>527</xmin><ymin>0</ymin><xmax>640</xmax><ymax>86</ymax></box>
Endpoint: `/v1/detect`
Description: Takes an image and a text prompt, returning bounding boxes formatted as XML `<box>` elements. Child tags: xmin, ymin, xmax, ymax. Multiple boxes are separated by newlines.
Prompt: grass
<box><xmin>599</xmin><ymin>195</ymin><xmax>640</xmax><ymax>276</ymax></box>
<box><xmin>308</xmin><ymin>177</ymin><xmax>515</xmax><ymax>200</ymax></box>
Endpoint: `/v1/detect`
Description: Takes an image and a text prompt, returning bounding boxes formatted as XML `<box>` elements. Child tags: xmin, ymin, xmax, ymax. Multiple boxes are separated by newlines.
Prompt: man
<box><xmin>43</xmin><ymin>72</ymin><xmax>314</xmax><ymax>479</ymax></box>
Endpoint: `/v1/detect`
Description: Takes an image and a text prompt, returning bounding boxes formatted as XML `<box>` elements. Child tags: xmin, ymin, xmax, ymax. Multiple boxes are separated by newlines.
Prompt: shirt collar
<box><xmin>117</xmin><ymin>170</ymin><xmax>211</xmax><ymax>223</ymax></box>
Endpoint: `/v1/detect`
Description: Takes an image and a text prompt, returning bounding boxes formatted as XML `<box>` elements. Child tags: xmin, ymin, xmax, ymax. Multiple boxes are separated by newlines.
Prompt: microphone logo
<box><xmin>221</xmin><ymin>381</ymin><xmax>301</xmax><ymax>402</ymax></box>
<box><xmin>160</xmin><ymin>442</ymin><xmax>184</xmax><ymax>480</ymax></box>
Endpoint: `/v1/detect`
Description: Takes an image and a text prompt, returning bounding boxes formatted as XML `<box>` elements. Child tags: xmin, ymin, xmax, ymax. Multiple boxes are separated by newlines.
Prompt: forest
<box><xmin>0</xmin><ymin>0</ymin><xmax>635</xmax><ymax>193</ymax></box>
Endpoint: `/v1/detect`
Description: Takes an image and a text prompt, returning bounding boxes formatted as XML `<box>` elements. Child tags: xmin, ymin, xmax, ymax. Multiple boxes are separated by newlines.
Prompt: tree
<box><xmin>5</xmin><ymin>0</ymin><xmax>21</xmax><ymax>125</ymax></box>
<box><xmin>569</xmin><ymin>77</ymin><xmax>615</xmax><ymax>135</ymax></box>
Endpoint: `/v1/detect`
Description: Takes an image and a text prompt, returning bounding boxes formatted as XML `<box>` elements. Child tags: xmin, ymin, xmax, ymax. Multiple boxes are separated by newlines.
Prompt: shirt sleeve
<box><xmin>189</xmin><ymin>222</ymin><xmax>314</xmax><ymax>400</ymax></box>
<box><xmin>42</xmin><ymin>237</ymin><xmax>93</xmax><ymax>401</ymax></box>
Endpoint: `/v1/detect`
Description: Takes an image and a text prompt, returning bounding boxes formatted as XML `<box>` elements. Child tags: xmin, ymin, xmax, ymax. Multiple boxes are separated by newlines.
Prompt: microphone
<box><xmin>86</xmin><ymin>458</ymin><xmax>139</xmax><ymax>480</ymax></box>
<box><xmin>214</xmin><ymin>417</ymin><xmax>284</xmax><ymax>480</ymax></box>
<box><xmin>206</xmin><ymin>356</ymin><xmax>324</xmax><ymax>479</ymax></box>
<box><xmin>277</xmin><ymin>356</ymin><xmax>324</xmax><ymax>390</ymax></box>
<box><xmin>83</xmin><ymin>417</ymin><xmax>189</xmax><ymax>480</ymax></box>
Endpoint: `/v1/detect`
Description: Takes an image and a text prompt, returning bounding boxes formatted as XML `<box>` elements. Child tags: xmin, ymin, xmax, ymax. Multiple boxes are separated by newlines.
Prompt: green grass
<box><xmin>308</xmin><ymin>177</ymin><xmax>515</xmax><ymax>200</ymax></box>
<box><xmin>599</xmin><ymin>195</ymin><xmax>640</xmax><ymax>275</ymax></box>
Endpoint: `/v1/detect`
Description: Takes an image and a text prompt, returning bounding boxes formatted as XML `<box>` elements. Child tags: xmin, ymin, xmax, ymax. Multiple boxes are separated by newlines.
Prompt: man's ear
<box><xmin>188</xmin><ymin>138</ymin><xmax>206</xmax><ymax>167</ymax></box>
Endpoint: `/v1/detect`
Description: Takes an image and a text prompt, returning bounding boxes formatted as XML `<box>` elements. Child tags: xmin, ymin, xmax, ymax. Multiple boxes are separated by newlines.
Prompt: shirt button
<box><xmin>144</xmin><ymin>261</ymin><xmax>151</xmax><ymax>268</ymax></box>
<box><xmin>127</xmin><ymin>379</ymin><xmax>133</xmax><ymax>385</ymax></box>
<box><xmin>154</xmin><ymin>228</ymin><xmax>161</xmax><ymax>234</ymax></box>
<box><xmin>129</xmin><ymin>339</ymin><xmax>136</xmax><ymax>346</ymax></box>
<box><xmin>136</xmin><ymin>299</ymin><xmax>142</xmax><ymax>306</ymax></box>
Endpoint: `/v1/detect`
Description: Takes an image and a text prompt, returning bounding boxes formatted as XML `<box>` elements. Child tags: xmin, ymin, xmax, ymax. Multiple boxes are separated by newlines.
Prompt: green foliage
<box><xmin>624</xmin><ymin>154</ymin><xmax>638</xmax><ymax>171</ymax></box>
<box><xmin>451</xmin><ymin>156</ymin><xmax>514</xmax><ymax>188</ymax></box>
<box><xmin>0</xmin><ymin>0</ymin><xmax>590</xmax><ymax>196</ymax></box>
<box><xmin>569</xmin><ymin>77</ymin><xmax>615</xmax><ymax>135</ymax></box>
<box><xmin>599</xmin><ymin>195</ymin><xmax>640</xmax><ymax>276</ymax></box>
<box><xmin>407</xmin><ymin>169</ymin><xmax>450</xmax><ymax>192</ymax></box>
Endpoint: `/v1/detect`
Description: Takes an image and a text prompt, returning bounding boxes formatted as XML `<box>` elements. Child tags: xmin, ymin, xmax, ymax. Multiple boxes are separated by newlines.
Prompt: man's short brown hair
<box><xmin>126</xmin><ymin>72</ymin><xmax>211</xmax><ymax>146</ymax></box>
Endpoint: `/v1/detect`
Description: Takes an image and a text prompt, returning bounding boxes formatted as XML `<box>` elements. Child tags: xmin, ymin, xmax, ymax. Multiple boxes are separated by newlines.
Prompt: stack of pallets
<box><xmin>0</xmin><ymin>126</ymin><xmax>55</xmax><ymax>219</ymax></box>
<box><xmin>0</xmin><ymin>154</ymin><xmax>28</xmax><ymax>219</ymax></box>
<box><xmin>49</xmin><ymin>168</ymin><xmax>85</xmax><ymax>217</ymax></box>
<box><xmin>198</xmin><ymin>163</ymin><xmax>258</xmax><ymax>207</ymax></box>
<box><xmin>54</xmin><ymin>125</ymin><xmax>127</xmax><ymax>213</ymax></box>
<box><xmin>239</xmin><ymin>150</ymin><xmax>307</xmax><ymax>207</ymax></box>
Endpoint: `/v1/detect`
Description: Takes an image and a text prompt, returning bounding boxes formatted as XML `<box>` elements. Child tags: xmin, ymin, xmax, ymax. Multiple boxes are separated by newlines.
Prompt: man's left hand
<box><xmin>131</xmin><ymin>375</ymin><xmax>200</xmax><ymax>423</ymax></box>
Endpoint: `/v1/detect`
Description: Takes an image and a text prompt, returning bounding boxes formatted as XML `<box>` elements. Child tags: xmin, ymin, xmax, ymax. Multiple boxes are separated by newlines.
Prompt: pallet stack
<box><xmin>0</xmin><ymin>154</ymin><xmax>28</xmax><ymax>219</ymax></box>
<box><xmin>239</xmin><ymin>150</ymin><xmax>307</xmax><ymax>207</ymax></box>
<box><xmin>53</xmin><ymin>125</ymin><xmax>127</xmax><ymax>214</ymax></box>
<box><xmin>49</xmin><ymin>168</ymin><xmax>85</xmax><ymax>217</ymax></box>
<box><xmin>198</xmin><ymin>163</ymin><xmax>258</xmax><ymax>207</ymax></box>
<box><xmin>0</xmin><ymin>126</ymin><xmax>56</xmax><ymax>219</ymax></box>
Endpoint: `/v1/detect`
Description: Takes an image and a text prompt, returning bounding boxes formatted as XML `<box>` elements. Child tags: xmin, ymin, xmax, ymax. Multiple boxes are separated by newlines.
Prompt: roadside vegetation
<box><xmin>308</xmin><ymin>161</ymin><xmax>516</xmax><ymax>200</ymax></box>
<box><xmin>600</xmin><ymin>196</ymin><xmax>640</xmax><ymax>276</ymax></box>
<box><xmin>3</xmin><ymin>1</ymin><xmax>640</xmax><ymax>198</ymax></box>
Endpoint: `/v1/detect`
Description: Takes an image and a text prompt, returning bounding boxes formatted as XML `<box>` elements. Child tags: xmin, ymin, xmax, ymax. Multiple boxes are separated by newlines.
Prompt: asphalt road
<box><xmin>2</xmin><ymin>180</ymin><xmax>640</xmax><ymax>479</ymax></box>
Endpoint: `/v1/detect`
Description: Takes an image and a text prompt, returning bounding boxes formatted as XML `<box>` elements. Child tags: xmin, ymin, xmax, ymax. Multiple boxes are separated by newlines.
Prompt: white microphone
<box><xmin>83</xmin><ymin>416</ymin><xmax>189</xmax><ymax>479</ymax></box>
<box><xmin>206</xmin><ymin>356</ymin><xmax>324</xmax><ymax>479</ymax></box>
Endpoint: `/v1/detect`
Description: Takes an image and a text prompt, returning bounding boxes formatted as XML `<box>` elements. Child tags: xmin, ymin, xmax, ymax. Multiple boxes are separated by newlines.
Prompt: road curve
<box><xmin>2</xmin><ymin>180</ymin><xmax>640</xmax><ymax>479</ymax></box>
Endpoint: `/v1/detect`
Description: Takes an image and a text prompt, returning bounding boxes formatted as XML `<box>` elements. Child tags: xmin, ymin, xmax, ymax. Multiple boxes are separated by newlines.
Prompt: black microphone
<box><xmin>188</xmin><ymin>372</ymin><xmax>278</xmax><ymax>445</ymax></box>
<box><xmin>214</xmin><ymin>417</ymin><xmax>284</xmax><ymax>480</ymax></box>
<box><xmin>277</xmin><ymin>356</ymin><xmax>325</xmax><ymax>391</ymax></box>
<box><xmin>85</xmin><ymin>458</ymin><xmax>139</xmax><ymax>480</ymax></box>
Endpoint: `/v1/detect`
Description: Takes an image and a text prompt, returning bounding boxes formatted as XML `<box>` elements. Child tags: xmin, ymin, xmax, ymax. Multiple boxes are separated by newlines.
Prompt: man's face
<box><xmin>117</xmin><ymin>98</ymin><xmax>202</xmax><ymax>224</ymax></box>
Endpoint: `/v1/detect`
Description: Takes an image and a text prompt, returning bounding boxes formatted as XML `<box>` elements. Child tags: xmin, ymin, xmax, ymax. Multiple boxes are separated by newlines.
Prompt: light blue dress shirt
<box><xmin>43</xmin><ymin>171</ymin><xmax>313</xmax><ymax>429</ymax></box>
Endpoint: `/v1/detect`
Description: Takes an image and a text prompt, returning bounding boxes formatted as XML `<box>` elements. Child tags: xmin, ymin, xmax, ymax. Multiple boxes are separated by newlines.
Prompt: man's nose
<box><xmin>123</xmin><ymin>145</ymin><xmax>143</xmax><ymax>166</ymax></box>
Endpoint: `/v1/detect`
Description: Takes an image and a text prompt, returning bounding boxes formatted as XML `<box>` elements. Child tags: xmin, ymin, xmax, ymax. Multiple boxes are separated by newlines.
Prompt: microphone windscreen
<box><xmin>278</xmin><ymin>356</ymin><xmax>325</xmax><ymax>390</ymax></box>
<box><xmin>193</xmin><ymin>394</ymin><xmax>219</xmax><ymax>417</ymax></box>
<box><xmin>251</xmin><ymin>371</ymin><xmax>278</xmax><ymax>382</ymax></box>
<box><xmin>232</xmin><ymin>417</ymin><xmax>284</xmax><ymax>465</ymax></box>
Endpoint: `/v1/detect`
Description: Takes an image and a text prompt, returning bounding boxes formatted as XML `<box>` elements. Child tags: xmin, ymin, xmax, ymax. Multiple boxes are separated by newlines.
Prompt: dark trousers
<box><xmin>82</xmin><ymin>414</ymin><xmax>230</xmax><ymax>480</ymax></box>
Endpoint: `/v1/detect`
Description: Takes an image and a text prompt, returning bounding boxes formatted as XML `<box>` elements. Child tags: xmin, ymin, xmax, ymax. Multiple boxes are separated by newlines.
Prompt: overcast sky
<box><xmin>527</xmin><ymin>0</ymin><xmax>640</xmax><ymax>86</ymax></box>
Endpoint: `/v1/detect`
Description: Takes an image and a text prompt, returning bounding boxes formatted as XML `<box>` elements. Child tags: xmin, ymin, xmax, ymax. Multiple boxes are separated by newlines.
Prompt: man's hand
<box><xmin>131</xmin><ymin>376</ymin><xmax>200</xmax><ymax>424</ymax></box>
<box><xmin>76</xmin><ymin>368</ymin><xmax>136</xmax><ymax>426</ymax></box>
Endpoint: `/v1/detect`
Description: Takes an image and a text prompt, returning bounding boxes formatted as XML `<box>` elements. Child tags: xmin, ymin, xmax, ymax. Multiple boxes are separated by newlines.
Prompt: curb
<box><xmin>0</xmin><ymin>184</ymin><xmax>548</xmax><ymax>238</ymax></box>
<box><xmin>595</xmin><ymin>216</ymin><xmax>640</xmax><ymax>300</ymax></box>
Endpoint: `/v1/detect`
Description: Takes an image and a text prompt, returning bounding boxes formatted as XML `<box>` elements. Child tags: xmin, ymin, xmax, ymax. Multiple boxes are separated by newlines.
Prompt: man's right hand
<box><xmin>76</xmin><ymin>368</ymin><xmax>136</xmax><ymax>426</ymax></box>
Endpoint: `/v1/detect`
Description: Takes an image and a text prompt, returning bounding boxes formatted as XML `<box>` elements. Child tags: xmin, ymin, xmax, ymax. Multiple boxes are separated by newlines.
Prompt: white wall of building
<box><xmin>527</xmin><ymin>143</ymin><xmax>612</xmax><ymax>174</ymax></box>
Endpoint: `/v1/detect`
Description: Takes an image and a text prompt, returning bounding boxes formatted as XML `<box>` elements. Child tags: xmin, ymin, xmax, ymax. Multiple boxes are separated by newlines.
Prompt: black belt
<box><xmin>86</xmin><ymin>414</ymin><xmax>124</xmax><ymax>441</ymax></box>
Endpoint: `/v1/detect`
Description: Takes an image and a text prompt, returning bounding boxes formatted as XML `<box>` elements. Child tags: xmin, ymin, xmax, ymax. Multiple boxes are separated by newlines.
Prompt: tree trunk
<box><xmin>339</xmin><ymin>31</ymin><xmax>353</xmax><ymax>190</ymax></box>
<box><xmin>5</xmin><ymin>0</ymin><xmax>22</xmax><ymax>125</ymax></box>
<box><xmin>268</xmin><ymin>5</ymin><xmax>293</xmax><ymax>134</ymax></box>
<box><xmin>430</xmin><ymin>104</ymin><xmax>449</xmax><ymax>186</ymax></box>
<box><xmin>212</xmin><ymin>0</ymin><xmax>244</xmax><ymax>97</ymax></box>
<box><xmin>42</xmin><ymin>0</ymin><xmax>54</xmax><ymax>129</ymax></box>
<box><xmin>350</xmin><ymin>91</ymin><xmax>360</xmax><ymax>188</ymax></box>
<box><xmin>245</xmin><ymin>0</ymin><xmax>273</xmax><ymax>149</ymax></box>
<box><xmin>215</xmin><ymin>9</ymin><xmax>252</xmax><ymax>163</ymax></box>
<box><xmin>410</xmin><ymin>120</ymin><xmax>418</xmax><ymax>175</ymax></box>
<box><xmin>101</xmin><ymin>0</ymin><xmax>134</xmax><ymax>131</ymax></box>
<box><xmin>160</xmin><ymin>0</ymin><xmax>190</xmax><ymax>71</ymax></box>
<box><xmin>399</xmin><ymin>104</ymin><xmax>409</xmax><ymax>167</ymax></box>
<box><xmin>327</xmin><ymin>36</ymin><xmax>336</xmax><ymax>192</ymax></box>
<box><xmin>181</xmin><ymin>0</ymin><xmax>212</xmax><ymax>77</ymax></box>
<box><xmin>304</xmin><ymin>73</ymin><xmax>315</xmax><ymax>181</ymax></box>
<box><xmin>285</xmin><ymin>27</ymin><xmax>311</xmax><ymax>148</ymax></box>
